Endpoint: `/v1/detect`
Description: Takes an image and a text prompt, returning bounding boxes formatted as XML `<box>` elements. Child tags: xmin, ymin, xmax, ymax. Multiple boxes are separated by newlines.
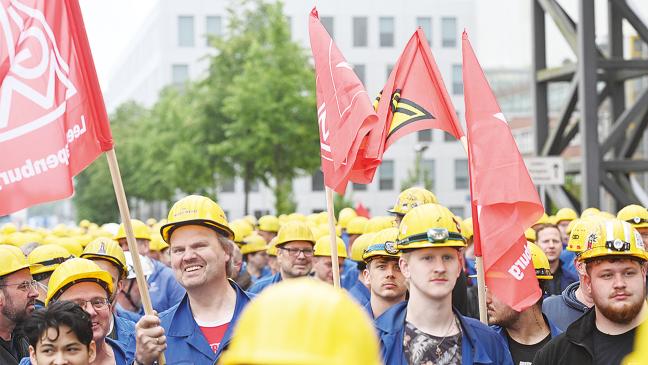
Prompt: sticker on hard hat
<box><xmin>384</xmin><ymin>241</ymin><xmax>399</xmax><ymax>255</ymax></box>
<box><xmin>427</xmin><ymin>228</ymin><xmax>449</xmax><ymax>242</ymax></box>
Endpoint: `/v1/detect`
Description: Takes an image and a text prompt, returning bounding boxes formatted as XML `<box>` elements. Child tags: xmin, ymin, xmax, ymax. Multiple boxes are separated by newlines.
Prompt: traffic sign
<box><xmin>524</xmin><ymin>157</ymin><xmax>565</xmax><ymax>185</ymax></box>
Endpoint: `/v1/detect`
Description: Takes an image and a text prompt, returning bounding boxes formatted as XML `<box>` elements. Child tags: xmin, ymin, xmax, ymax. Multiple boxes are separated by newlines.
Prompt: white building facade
<box><xmin>106</xmin><ymin>0</ymin><xmax>476</xmax><ymax>219</ymax></box>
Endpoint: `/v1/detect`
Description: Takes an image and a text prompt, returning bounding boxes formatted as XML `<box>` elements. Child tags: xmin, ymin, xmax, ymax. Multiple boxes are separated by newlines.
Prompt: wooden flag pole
<box><xmin>106</xmin><ymin>149</ymin><xmax>166</xmax><ymax>365</ymax></box>
<box><xmin>325</xmin><ymin>187</ymin><xmax>342</xmax><ymax>288</ymax></box>
<box><xmin>460</xmin><ymin>136</ymin><xmax>488</xmax><ymax>324</ymax></box>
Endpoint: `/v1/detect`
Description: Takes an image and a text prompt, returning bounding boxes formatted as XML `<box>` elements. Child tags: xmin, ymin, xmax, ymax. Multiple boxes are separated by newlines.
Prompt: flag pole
<box><xmin>106</xmin><ymin>149</ymin><xmax>166</xmax><ymax>365</ymax></box>
<box><xmin>325</xmin><ymin>187</ymin><xmax>342</xmax><ymax>288</ymax></box>
<box><xmin>460</xmin><ymin>136</ymin><xmax>488</xmax><ymax>324</ymax></box>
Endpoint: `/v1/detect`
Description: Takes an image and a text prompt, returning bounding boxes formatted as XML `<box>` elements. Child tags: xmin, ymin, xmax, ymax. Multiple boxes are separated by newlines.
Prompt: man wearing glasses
<box><xmin>43</xmin><ymin>258</ymin><xmax>128</xmax><ymax>365</ymax></box>
<box><xmin>0</xmin><ymin>245</ymin><xmax>38</xmax><ymax>365</ymax></box>
<box><xmin>248</xmin><ymin>221</ymin><xmax>316</xmax><ymax>294</ymax></box>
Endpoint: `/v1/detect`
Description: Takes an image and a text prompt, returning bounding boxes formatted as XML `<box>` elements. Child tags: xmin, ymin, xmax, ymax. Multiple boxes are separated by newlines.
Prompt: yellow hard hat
<box><xmin>146</xmin><ymin>218</ymin><xmax>158</xmax><ymax>227</ymax></box>
<box><xmin>337</xmin><ymin>208</ymin><xmax>357</xmax><ymax>229</ymax></box>
<box><xmin>1</xmin><ymin>223</ymin><xmax>17</xmax><ymax>235</ymax></box>
<box><xmin>219</xmin><ymin>278</ymin><xmax>382</xmax><ymax>365</ymax></box>
<box><xmin>529</xmin><ymin>243</ymin><xmax>553</xmax><ymax>280</ymax></box>
<box><xmin>350</xmin><ymin>232</ymin><xmax>376</xmax><ymax>262</ymax></box>
<box><xmin>397</xmin><ymin>204</ymin><xmax>466</xmax><ymax>251</ymax></box>
<box><xmin>80</xmin><ymin>237</ymin><xmax>128</xmax><ymax>279</ymax></box>
<box><xmin>581</xmin><ymin>207</ymin><xmax>600</xmax><ymax>218</ymax></box>
<box><xmin>161</xmin><ymin>195</ymin><xmax>234</xmax><ymax>242</ymax></box>
<box><xmin>55</xmin><ymin>239</ymin><xmax>83</xmax><ymax>257</ymax></box>
<box><xmin>566</xmin><ymin>219</ymin><xmax>602</xmax><ymax>254</ymax></box>
<box><xmin>114</xmin><ymin>219</ymin><xmax>151</xmax><ymax>241</ymax></box>
<box><xmin>617</xmin><ymin>204</ymin><xmax>648</xmax><ymax>229</ymax></box>
<box><xmin>276</xmin><ymin>221</ymin><xmax>315</xmax><ymax>246</ymax></box>
<box><xmin>258</xmin><ymin>215</ymin><xmax>280</xmax><ymax>233</ymax></box>
<box><xmin>45</xmin><ymin>258</ymin><xmax>113</xmax><ymax>305</ymax></box>
<box><xmin>525</xmin><ymin>228</ymin><xmax>536</xmax><ymax>243</ymax></box>
<box><xmin>244</xmin><ymin>215</ymin><xmax>257</xmax><ymax>227</ymax></box>
<box><xmin>549</xmin><ymin>215</ymin><xmax>558</xmax><ymax>225</ymax></box>
<box><xmin>149</xmin><ymin>232</ymin><xmax>169</xmax><ymax>252</ymax></box>
<box><xmin>597</xmin><ymin>211</ymin><xmax>616</xmax><ymax>220</ymax></box>
<box><xmin>230</xmin><ymin>220</ymin><xmax>254</xmax><ymax>244</ymax></box>
<box><xmin>461</xmin><ymin>217</ymin><xmax>474</xmax><ymax>240</ymax></box>
<box><xmin>5</xmin><ymin>232</ymin><xmax>41</xmax><ymax>247</ymax></box>
<box><xmin>266</xmin><ymin>237</ymin><xmax>278</xmax><ymax>256</ymax></box>
<box><xmin>287</xmin><ymin>213</ymin><xmax>307</xmax><ymax>222</ymax></box>
<box><xmin>555</xmin><ymin>208</ymin><xmax>578</xmax><ymax>223</ymax></box>
<box><xmin>365</xmin><ymin>216</ymin><xmax>396</xmax><ymax>233</ymax></box>
<box><xmin>346</xmin><ymin>216</ymin><xmax>369</xmax><ymax>235</ymax></box>
<box><xmin>388</xmin><ymin>187</ymin><xmax>437</xmax><ymax>215</ymax></box>
<box><xmin>241</xmin><ymin>234</ymin><xmax>268</xmax><ymax>255</ymax></box>
<box><xmin>79</xmin><ymin>219</ymin><xmax>91</xmax><ymax>229</ymax></box>
<box><xmin>579</xmin><ymin>219</ymin><xmax>648</xmax><ymax>262</ymax></box>
<box><xmin>27</xmin><ymin>245</ymin><xmax>71</xmax><ymax>275</ymax></box>
<box><xmin>535</xmin><ymin>213</ymin><xmax>550</xmax><ymax>226</ymax></box>
<box><xmin>0</xmin><ymin>245</ymin><xmax>36</xmax><ymax>277</ymax></box>
<box><xmin>363</xmin><ymin>228</ymin><xmax>400</xmax><ymax>261</ymax></box>
<box><xmin>313</xmin><ymin>235</ymin><xmax>347</xmax><ymax>258</ymax></box>
<box><xmin>52</xmin><ymin>224</ymin><xmax>69</xmax><ymax>237</ymax></box>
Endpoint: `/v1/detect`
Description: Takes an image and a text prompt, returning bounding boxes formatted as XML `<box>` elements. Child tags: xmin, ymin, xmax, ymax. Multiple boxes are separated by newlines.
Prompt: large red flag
<box><xmin>0</xmin><ymin>0</ymin><xmax>113</xmax><ymax>216</ymax></box>
<box><xmin>308</xmin><ymin>8</ymin><xmax>379</xmax><ymax>194</ymax></box>
<box><xmin>463</xmin><ymin>31</ymin><xmax>543</xmax><ymax>311</ymax></box>
<box><xmin>351</xmin><ymin>28</ymin><xmax>464</xmax><ymax>183</ymax></box>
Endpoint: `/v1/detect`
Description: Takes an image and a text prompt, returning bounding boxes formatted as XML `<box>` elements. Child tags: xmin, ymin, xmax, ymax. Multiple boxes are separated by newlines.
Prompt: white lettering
<box><xmin>20</xmin><ymin>159</ymin><xmax>35</xmax><ymax>178</ymax></box>
<box><xmin>507</xmin><ymin>246</ymin><xmax>532</xmax><ymax>281</ymax></box>
<box><xmin>46</xmin><ymin>154</ymin><xmax>58</xmax><ymax>169</ymax></box>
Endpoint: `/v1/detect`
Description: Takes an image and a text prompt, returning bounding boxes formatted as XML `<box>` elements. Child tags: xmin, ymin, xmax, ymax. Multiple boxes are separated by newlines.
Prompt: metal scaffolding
<box><xmin>533</xmin><ymin>0</ymin><xmax>648</xmax><ymax>211</ymax></box>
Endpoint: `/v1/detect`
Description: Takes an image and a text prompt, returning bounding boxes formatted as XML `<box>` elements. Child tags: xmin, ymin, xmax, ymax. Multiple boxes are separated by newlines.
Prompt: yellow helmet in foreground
<box><xmin>46</xmin><ymin>258</ymin><xmax>113</xmax><ymax>305</ymax></box>
<box><xmin>566</xmin><ymin>219</ymin><xmax>602</xmax><ymax>254</ymax></box>
<box><xmin>219</xmin><ymin>278</ymin><xmax>382</xmax><ymax>365</ymax></box>
<box><xmin>161</xmin><ymin>195</ymin><xmax>234</xmax><ymax>242</ymax></box>
<box><xmin>579</xmin><ymin>219</ymin><xmax>647</xmax><ymax>262</ymax></box>
<box><xmin>28</xmin><ymin>245</ymin><xmax>71</xmax><ymax>276</ymax></box>
<box><xmin>388</xmin><ymin>187</ymin><xmax>437</xmax><ymax>216</ymax></box>
<box><xmin>363</xmin><ymin>228</ymin><xmax>400</xmax><ymax>261</ymax></box>
<box><xmin>350</xmin><ymin>233</ymin><xmax>376</xmax><ymax>262</ymax></box>
<box><xmin>396</xmin><ymin>204</ymin><xmax>465</xmax><ymax>251</ymax></box>
<box><xmin>114</xmin><ymin>219</ymin><xmax>151</xmax><ymax>241</ymax></box>
<box><xmin>276</xmin><ymin>221</ymin><xmax>315</xmax><ymax>246</ymax></box>
<box><xmin>80</xmin><ymin>237</ymin><xmax>128</xmax><ymax>280</ymax></box>
<box><xmin>617</xmin><ymin>204</ymin><xmax>648</xmax><ymax>229</ymax></box>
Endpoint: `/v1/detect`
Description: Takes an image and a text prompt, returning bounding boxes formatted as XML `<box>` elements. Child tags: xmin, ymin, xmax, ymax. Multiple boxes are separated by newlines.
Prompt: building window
<box><xmin>205</xmin><ymin>16</ymin><xmax>222</xmax><ymax>45</ymax></box>
<box><xmin>441</xmin><ymin>17</ymin><xmax>457</xmax><ymax>48</ymax></box>
<box><xmin>379</xmin><ymin>160</ymin><xmax>395</xmax><ymax>190</ymax></box>
<box><xmin>444</xmin><ymin>131</ymin><xmax>456</xmax><ymax>142</ymax></box>
<box><xmin>417</xmin><ymin>130</ymin><xmax>432</xmax><ymax>142</ymax></box>
<box><xmin>353</xmin><ymin>182</ymin><xmax>367</xmax><ymax>191</ymax></box>
<box><xmin>250</xmin><ymin>180</ymin><xmax>259</xmax><ymax>192</ymax></box>
<box><xmin>221</xmin><ymin>177</ymin><xmax>235</xmax><ymax>193</ymax></box>
<box><xmin>172</xmin><ymin>64</ymin><xmax>189</xmax><ymax>86</ymax></box>
<box><xmin>354</xmin><ymin>64</ymin><xmax>366</xmax><ymax>85</ymax></box>
<box><xmin>421</xmin><ymin>159</ymin><xmax>435</xmax><ymax>190</ymax></box>
<box><xmin>312</xmin><ymin>169</ymin><xmax>324</xmax><ymax>191</ymax></box>
<box><xmin>353</xmin><ymin>17</ymin><xmax>368</xmax><ymax>47</ymax></box>
<box><xmin>455</xmin><ymin>159</ymin><xmax>469</xmax><ymax>190</ymax></box>
<box><xmin>321</xmin><ymin>16</ymin><xmax>334</xmax><ymax>39</ymax></box>
<box><xmin>417</xmin><ymin>17</ymin><xmax>432</xmax><ymax>46</ymax></box>
<box><xmin>379</xmin><ymin>17</ymin><xmax>395</xmax><ymax>47</ymax></box>
<box><xmin>178</xmin><ymin>16</ymin><xmax>195</xmax><ymax>47</ymax></box>
<box><xmin>453</xmin><ymin>64</ymin><xmax>463</xmax><ymax>95</ymax></box>
<box><xmin>254</xmin><ymin>209</ymin><xmax>270</xmax><ymax>218</ymax></box>
<box><xmin>386</xmin><ymin>64</ymin><xmax>394</xmax><ymax>79</ymax></box>
<box><xmin>449</xmin><ymin>206</ymin><xmax>465</xmax><ymax>218</ymax></box>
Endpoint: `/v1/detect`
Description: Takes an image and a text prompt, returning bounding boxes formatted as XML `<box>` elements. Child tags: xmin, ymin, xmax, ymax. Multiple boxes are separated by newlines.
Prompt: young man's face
<box><xmin>57</xmin><ymin>282</ymin><xmax>112</xmax><ymax>343</ymax></box>
<box><xmin>363</xmin><ymin>257</ymin><xmax>407</xmax><ymax>300</ymax></box>
<box><xmin>537</xmin><ymin>227</ymin><xmax>563</xmax><ymax>265</ymax></box>
<box><xmin>312</xmin><ymin>256</ymin><xmax>345</xmax><ymax>284</ymax></box>
<box><xmin>584</xmin><ymin>258</ymin><xmax>647</xmax><ymax>324</ymax></box>
<box><xmin>399</xmin><ymin>247</ymin><xmax>462</xmax><ymax>300</ymax></box>
<box><xmin>29</xmin><ymin>325</ymin><xmax>96</xmax><ymax>365</ymax></box>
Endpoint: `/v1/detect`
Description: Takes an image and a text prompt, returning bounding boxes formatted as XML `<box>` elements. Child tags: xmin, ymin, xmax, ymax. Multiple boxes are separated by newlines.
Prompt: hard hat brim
<box><xmin>161</xmin><ymin>219</ymin><xmax>235</xmax><ymax>242</ymax></box>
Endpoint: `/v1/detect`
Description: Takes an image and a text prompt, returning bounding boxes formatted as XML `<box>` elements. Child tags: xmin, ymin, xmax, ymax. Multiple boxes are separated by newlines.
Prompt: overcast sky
<box><xmin>79</xmin><ymin>0</ymin><xmax>648</xmax><ymax>91</ymax></box>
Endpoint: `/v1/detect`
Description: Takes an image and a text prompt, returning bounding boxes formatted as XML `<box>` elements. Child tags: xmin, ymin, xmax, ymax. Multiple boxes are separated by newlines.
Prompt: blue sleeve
<box><xmin>491</xmin><ymin>330</ymin><xmax>514</xmax><ymax>365</ymax></box>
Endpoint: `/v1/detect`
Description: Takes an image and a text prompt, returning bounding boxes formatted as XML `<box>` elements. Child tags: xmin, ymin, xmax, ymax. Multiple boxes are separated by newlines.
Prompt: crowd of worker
<box><xmin>0</xmin><ymin>187</ymin><xmax>646</xmax><ymax>364</ymax></box>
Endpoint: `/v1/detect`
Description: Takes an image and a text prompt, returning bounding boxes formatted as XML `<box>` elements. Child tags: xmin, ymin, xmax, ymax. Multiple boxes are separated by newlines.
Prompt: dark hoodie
<box><xmin>541</xmin><ymin>281</ymin><xmax>590</xmax><ymax>332</ymax></box>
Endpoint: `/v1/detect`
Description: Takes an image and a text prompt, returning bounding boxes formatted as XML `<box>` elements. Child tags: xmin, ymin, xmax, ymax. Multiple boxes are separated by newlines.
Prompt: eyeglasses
<box><xmin>69</xmin><ymin>298</ymin><xmax>110</xmax><ymax>311</ymax></box>
<box><xmin>280</xmin><ymin>247</ymin><xmax>314</xmax><ymax>257</ymax></box>
<box><xmin>0</xmin><ymin>280</ymin><xmax>37</xmax><ymax>292</ymax></box>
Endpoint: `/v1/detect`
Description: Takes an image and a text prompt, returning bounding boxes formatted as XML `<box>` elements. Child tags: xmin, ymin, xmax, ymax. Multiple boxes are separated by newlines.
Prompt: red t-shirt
<box><xmin>199</xmin><ymin>322</ymin><xmax>230</xmax><ymax>353</ymax></box>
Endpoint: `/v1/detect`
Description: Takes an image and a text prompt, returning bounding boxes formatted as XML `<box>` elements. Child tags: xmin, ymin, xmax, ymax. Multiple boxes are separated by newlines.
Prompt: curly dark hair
<box><xmin>23</xmin><ymin>301</ymin><xmax>93</xmax><ymax>349</ymax></box>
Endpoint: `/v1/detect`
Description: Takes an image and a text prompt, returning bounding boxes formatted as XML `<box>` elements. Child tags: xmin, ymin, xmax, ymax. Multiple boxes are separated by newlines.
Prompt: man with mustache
<box><xmin>0</xmin><ymin>246</ymin><xmax>38</xmax><ymax>365</ymax></box>
<box><xmin>375</xmin><ymin>203</ymin><xmax>512</xmax><ymax>365</ymax></box>
<box><xmin>361</xmin><ymin>227</ymin><xmax>407</xmax><ymax>318</ymax></box>
<box><xmin>534</xmin><ymin>219</ymin><xmax>648</xmax><ymax>365</ymax></box>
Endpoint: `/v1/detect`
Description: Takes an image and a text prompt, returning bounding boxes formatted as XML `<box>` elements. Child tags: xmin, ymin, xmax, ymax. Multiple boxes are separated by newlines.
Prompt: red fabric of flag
<box><xmin>462</xmin><ymin>31</ymin><xmax>543</xmax><ymax>311</ymax></box>
<box><xmin>0</xmin><ymin>0</ymin><xmax>113</xmax><ymax>216</ymax></box>
<box><xmin>308</xmin><ymin>8</ymin><xmax>379</xmax><ymax>194</ymax></box>
<box><xmin>351</xmin><ymin>28</ymin><xmax>464</xmax><ymax>184</ymax></box>
<box><xmin>355</xmin><ymin>202</ymin><xmax>370</xmax><ymax>218</ymax></box>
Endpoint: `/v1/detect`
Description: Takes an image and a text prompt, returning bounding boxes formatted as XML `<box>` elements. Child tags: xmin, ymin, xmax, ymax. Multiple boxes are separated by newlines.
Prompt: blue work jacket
<box><xmin>341</xmin><ymin>260</ymin><xmax>359</xmax><ymax>290</ymax></box>
<box><xmin>18</xmin><ymin>337</ymin><xmax>127</xmax><ymax>365</ymax></box>
<box><xmin>247</xmin><ymin>272</ymin><xmax>282</xmax><ymax>295</ymax></box>
<box><xmin>115</xmin><ymin>305</ymin><xmax>144</xmax><ymax>323</ymax></box>
<box><xmin>347</xmin><ymin>280</ymin><xmax>370</xmax><ymax>306</ymax></box>
<box><xmin>374</xmin><ymin>302</ymin><xmax>513</xmax><ymax>365</ymax></box>
<box><xmin>148</xmin><ymin>259</ymin><xmax>186</xmax><ymax>312</ymax></box>
<box><xmin>113</xmin><ymin>314</ymin><xmax>136</xmax><ymax>363</ymax></box>
<box><xmin>158</xmin><ymin>281</ymin><xmax>252</xmax><ymax>364</ymax></box>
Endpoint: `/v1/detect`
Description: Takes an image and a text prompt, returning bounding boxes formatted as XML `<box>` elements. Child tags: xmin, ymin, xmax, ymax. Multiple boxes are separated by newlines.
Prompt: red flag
<box><xmin>351</xmin><ymin>28</ymin><xmax>464</xmax><ymax>184</ymax></box>
<box><xmin>0</xmin><ymin>0</ymin><xmax>113</xmax><ymax>216</ymax></box>
<box><xmin>463</xmin><ymin>31</ymin><xmax>543</xmax><ymax>311</ymax></box>
<box><xmin>308</xmin><ymin>8</ymin><xmax>379</xmax><ymax>194</ymax></box>
<box><xmin>355</xmin><ymin>202</ymin><xmax>370</xmax><ymax>218</ymax></box>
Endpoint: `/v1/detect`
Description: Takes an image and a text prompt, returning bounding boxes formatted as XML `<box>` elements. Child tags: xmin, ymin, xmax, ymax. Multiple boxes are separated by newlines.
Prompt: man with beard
<box><xmin>487</xmin><ymin>243</ymin><xmax>562</xmax><ymax>364</ymax></box>
<box><xmin>361</xmin><ymin>227</ymin><xmax>407</xmax><ymax>318</ymax></box>
<box><xmin>534</xmin><ymin>219</ymin><xmax>648</xmax><ymax>365</ymax></box>
<box><xmin>134</xmin><ymin>195</ymin><xmax>252</xmax><ymax>365</ymax></box>
<box><xmin>0</xmin><ymin>246</ymin><xmax>38</xmax><ymax>365</ymax></box>
<box><xmin>248</xmin><ymin>221</ymin><xmax>315</xmax><ymax>294</ymax></box>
